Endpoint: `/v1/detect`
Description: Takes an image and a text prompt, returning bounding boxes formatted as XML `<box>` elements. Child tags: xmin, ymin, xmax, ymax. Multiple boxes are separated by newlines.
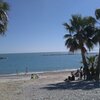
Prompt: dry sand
<box><xmin>0</xmin><ymin>71</ymin><xmax>100</xmax><ymax>100</ymax></box>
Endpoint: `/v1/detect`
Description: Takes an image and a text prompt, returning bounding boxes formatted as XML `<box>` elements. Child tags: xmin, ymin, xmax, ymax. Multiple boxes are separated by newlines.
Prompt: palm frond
<box><xmin>63</xmin><ymin>23</ymin><xmax>74</xmax><ymax>33</ymax></box>
<box><xmin>85</xmin><ymin>38</ymin><xmax>94</xmax><ymax>51</ymax></box>
<box><xmin>86</xmin><ymin>16</ymin><xmax>96</xmax><ymax>25</ymax></box>
<box><xmin>0</xmin><ymin>1</ymin><xmax>9</xmax><ymax>11</ymax></box>
<box><xmin>95</xmin><ymin>9</ymin><xmax>100</xmax><ymax>20</ymax></box>
<box><xmin>65</xmin><ymin>37</ymin><xmax>79</xmax><ymax>52</ymax></box>
<box><xmin>64</xmin><ymin>34</ymin><xmax>71</xmax><ymax>38</ymax></box>
<box><xmin>0</xmin><ymin>0</ymin><xmax>9</xmax><ymax>35</ymax></box>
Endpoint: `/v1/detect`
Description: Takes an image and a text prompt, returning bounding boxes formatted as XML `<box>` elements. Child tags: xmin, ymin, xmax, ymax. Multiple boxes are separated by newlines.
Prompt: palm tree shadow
<box><xmin>41</xmin><ymin>80</ymin><xmax>100</xmax><ymax>90</ymax></box>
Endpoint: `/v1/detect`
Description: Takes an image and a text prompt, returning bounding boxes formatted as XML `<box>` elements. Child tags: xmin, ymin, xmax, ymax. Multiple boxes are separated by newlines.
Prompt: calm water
<box><xmin>0</xmin><ymin>52</ymin><xmax>83</xmax><ymax>74</ymax></box>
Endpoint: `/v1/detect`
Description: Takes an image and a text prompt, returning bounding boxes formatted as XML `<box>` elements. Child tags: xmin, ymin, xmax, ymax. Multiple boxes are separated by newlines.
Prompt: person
<box><xmin>74</xmin><ymin>69</ymin><xmax>79</xmax><ymax>77</ymax></box>
<box><xmin>64</xmin><ymin>71</ymin><xmax>75</xmax><ymax>82</ymax></box>
<box><xmin>71</xmin><ymin>72</ymin><xmax>75</xmax><ymax>80</ymax></box>
<box><xmin>79</xmin><ymin>66</ymin><xmax>83</xmax><ymax>80</ymax></box>
<box><xmin>31</xmin><ymin>74</ymin><xmax>34</xmax><ymax>79</ymax></box>
<box><xmin>31</xmin><ymin>74</ymin><xmax>39</xmax><ymax>79</ymax></box>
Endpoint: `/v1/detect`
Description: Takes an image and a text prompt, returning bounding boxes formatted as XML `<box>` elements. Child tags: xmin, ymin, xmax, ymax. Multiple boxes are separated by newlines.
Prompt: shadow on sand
<box><xmin>41</xmin><ymin>80</ymin><xmax>100</xmax><ymax>90</ymax></box>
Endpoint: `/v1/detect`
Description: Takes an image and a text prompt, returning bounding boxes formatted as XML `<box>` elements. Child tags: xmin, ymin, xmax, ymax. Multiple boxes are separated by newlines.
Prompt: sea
<box><xmin>0</xmin><ymin>52</ymin><xmax>96</xmax><ymax>75</ymax></box>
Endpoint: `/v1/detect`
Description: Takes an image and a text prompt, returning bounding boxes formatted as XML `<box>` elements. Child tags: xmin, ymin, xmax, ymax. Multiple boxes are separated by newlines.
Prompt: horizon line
<box><xmin>0</xmin><ymin>51</ymin><xmax>98</xmax><ymax>54</ymax></box>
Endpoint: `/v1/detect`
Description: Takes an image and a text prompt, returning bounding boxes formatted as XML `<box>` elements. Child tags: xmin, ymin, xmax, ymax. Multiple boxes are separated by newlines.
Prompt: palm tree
<box><xmin>93</xmin><ymin>8</ymin><xmax>100</xmax><ymax>81</ymax></box>
<box><xmin>86</xmin><ymin>55</ymin><xmax>97</xmax><ymax>68</ymax></box>
<box><xmin>64</xmin><ymin>15</ymin><xmax>96</xmax><ymax>79</ymax></box>
<box><xmin>86</xmin><ymin>55</ymin><xmax>97</xmax><ymax>80</ymax></box>
<box><xmin>0</xmin><ymin>0</ymin><xmax>9</xmax><ymax>35</ymax></box>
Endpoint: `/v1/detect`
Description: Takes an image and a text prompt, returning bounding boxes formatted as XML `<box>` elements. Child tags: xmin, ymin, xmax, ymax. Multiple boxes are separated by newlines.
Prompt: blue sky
<box><xmin>0</xmin><ymin>0</ymin><xmax>100</xmax><ymax>53</ymax></box>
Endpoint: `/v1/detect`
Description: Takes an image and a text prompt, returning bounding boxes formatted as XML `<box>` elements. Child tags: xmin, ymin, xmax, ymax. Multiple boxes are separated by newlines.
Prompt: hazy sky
<box><xmin>0</xmin><ymin>0</ymin><xmax>100</xmax><ymax>53</ymax></box>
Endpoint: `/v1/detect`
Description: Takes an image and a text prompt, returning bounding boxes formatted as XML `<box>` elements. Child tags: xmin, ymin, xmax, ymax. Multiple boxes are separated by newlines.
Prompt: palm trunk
<box><xmin>96</xmin><ymin>42</ymin><xmax>100</xmax><ymax>81</ymax></box>
<box><xmin>81</xmin><ymin>49</ymin><xmax>89</xmax><ymax>80</ymax></box>
<box><xmin>81</xmin><ymin>50</ymin><xmax>87</xmax><ymax>67</ymax></box>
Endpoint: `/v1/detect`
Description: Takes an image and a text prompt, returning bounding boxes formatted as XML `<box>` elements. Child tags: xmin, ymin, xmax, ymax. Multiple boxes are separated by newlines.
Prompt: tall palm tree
<box><xmin>93</xmin><ymin>8</ymin><xmax>100</xmax><ymax>81</ymax></box>
<box><xmin>92</xmin><ymin>28</ymin><xmax>100</xmax><ymax>81</ymax></box>
<box><xmin>0</xmin><ymin>0</ymin><xmax>9</xmax><ymax>35</ymax></box>
<box><xmin>64</xmin><ymin>15</ymin><xmax>96</xmax><ymax>79</ymax></box>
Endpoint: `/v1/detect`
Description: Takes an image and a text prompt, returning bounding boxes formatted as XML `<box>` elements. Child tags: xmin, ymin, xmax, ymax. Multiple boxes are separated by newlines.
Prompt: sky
<box><xmin>0</xmin><ymin>0</ymin><xmax>100</xmax><ymax>53</ymax></box>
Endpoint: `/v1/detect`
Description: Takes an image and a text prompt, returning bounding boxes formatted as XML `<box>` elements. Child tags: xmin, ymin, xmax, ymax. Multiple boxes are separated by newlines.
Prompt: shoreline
<box><xmin>0</xmin><ymin>68</ymin><xmax>77</xmax><ymax>77</ymax></box>
<box><xmin>0</xmin><ymin>69</ymin><xmax>75</xmax><ymax>83</ymax></box>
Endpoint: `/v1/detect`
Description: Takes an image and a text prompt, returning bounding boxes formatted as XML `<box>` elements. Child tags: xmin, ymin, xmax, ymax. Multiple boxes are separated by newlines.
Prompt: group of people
<box><xmin>64</xmin><ymin>67</ymin><xmax>84</xmax><ymax>82</ymax></box>
<box><xmin>64</xmin><ymin>66</ymin><xmax>96</xmax><ymax>82</ymax></box>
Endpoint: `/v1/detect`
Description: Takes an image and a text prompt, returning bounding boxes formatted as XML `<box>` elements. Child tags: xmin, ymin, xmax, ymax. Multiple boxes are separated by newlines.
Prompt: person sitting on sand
<box><xmin>31</xmin><ymin>74</ymin><xmax>39</xmax><ymax>79</ymax></box>
<box><xmin>74</xmin><ymin>69</ymin><xmax>79</xmax><ymax>77</ymax></box>
<box><xmin>64</xmin><ymin>72</ymin><xmax>75</xmax><ymax>82</ymax></box>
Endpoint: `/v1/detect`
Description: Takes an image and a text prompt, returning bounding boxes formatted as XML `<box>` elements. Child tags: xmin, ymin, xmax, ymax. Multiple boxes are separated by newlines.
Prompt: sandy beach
<box><xmin>0</xmin><ymin>71</ymin><xmax>100</xmax><ymax>100</ymax></box>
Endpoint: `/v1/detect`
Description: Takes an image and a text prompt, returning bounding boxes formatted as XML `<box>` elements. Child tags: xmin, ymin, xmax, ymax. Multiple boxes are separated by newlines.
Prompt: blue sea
<box><xmin>0</xmin><ymin>52</ymin><xmax>95</xmax><ymax>75</ymax></box>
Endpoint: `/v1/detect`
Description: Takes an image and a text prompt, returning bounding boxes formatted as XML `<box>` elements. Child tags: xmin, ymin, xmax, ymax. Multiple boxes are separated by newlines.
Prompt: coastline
<box><xmin>0</xmin><ymin>69</ymin><xmax>100</xmax><ymax>100</ymax></box>
<box><xmin>0</xmin><ymin>69</ymin><xmax>75</xmax><ymax>83</ymax></box>
<box><xmin>0</xmin><ymin>68</ymin><xmax>77</xmax><ymax>77</ymax></box>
